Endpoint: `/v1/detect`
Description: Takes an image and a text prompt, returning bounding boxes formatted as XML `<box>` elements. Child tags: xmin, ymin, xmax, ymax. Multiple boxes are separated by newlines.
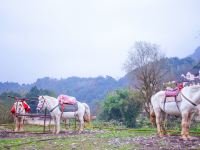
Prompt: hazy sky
<box><xmin>0</xmin><ymin>0</ymin><xmax>200</xmax><ymax>84</ymax></box>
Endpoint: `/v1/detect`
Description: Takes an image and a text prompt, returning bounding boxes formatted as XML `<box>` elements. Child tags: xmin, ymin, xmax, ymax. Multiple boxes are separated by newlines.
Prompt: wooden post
<box><xmin>43</xmin><ymin>108</ymin><xmax>47</xmax><ymax>133</ymax></box>
<box><xmin>74</xmin><ymin>117</ymin><xmax>77</xmax><ymax>130</ymax></box>
<box><xmin>49</xmin><ymin>117</ymin><xmax>51</xmax><ymax>131</ymax></box>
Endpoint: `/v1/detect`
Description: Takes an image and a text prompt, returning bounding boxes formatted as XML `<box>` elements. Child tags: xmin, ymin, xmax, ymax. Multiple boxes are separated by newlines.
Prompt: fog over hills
<box><xmin>0</xmin><ymin>46</ymin><xmax>200</xmax><ymax>106</ymax></box>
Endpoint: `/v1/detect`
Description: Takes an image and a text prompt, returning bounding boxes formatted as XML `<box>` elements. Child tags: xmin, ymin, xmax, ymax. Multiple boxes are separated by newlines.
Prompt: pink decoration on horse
<box><xmin>165</xmin><ymin>88</ymin><xmax>179</xmax><ymax>97</ymax></box>
<box><xmin>57</xmin><ymin>95</ymin><xmax>77</xmax><ymax>105</ymax></box>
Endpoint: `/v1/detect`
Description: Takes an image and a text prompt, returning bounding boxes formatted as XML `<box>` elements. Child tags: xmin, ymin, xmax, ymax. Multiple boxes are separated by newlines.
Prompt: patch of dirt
<box><xmin>0</xmin><ymin>129</ymin><xmax>105</xmax><ymax>139</ymax></box>
<box><xmin>109</xmin><ymin>135</ymin><xmax>200</xmax><ymax>150</ymax></box>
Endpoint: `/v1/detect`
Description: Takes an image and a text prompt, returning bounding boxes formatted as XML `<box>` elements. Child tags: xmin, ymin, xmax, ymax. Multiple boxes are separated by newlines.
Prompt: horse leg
<box><xmin>155</xmin><ymin>109</ymin><xmax>163</xmax><ymax>137</ymax></box>
<box><xmin>186</xmin><ymin>113</ymin><xmax>193</xmax><ymax>139</ymax></box>
<box><xmin>19</xmin><ymin>120</ymin><xmax>24</xmax><ymax>132</ymax></box>
<box><xmin>181</xmin><ymin>113</ymin><xmax>189</xmax><ymax>140</ymax></box>
<box><xmin>160</xmin><ymin>111</ymin><xmax>167</xmax><ymax>135</ymax></box>
<box><xmin>65</xmin><ymin>119</ymin><xmax>70</xmax><ymax>129</ymax></box>
<box><xmin>52</xmin><ymin>117</ymin><xmax>56</xmax><ymax>134</ymax></box>
<box><xmin>78</xmin><ymin>116</ymin><xmax>84</xmax><ymax>134</ymax></box>
<box><xmin>55</xmin><ymin>116</ymin><xmax>60</xmax><ymax>134</ymax></box>
<box><xmin>14</xmin><ymin>118</ymin><xmax>19</xmax><ymax>132</ymax></box>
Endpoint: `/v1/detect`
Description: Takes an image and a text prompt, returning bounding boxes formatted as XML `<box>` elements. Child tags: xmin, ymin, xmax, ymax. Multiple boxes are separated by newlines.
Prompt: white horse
<box><xmin>12</xmin><ymin>101</ymin><xmax>26</xmax><ymax>132</ymax></box>
<box><xmin>36</xmin><ymin>95</ymin><xmax>91</xmax><ymax>134</ymax></box>
<box><xmin>150</xmin><ymin>85</ymin><xmax>200</xmax><ymax>140</ymax></box>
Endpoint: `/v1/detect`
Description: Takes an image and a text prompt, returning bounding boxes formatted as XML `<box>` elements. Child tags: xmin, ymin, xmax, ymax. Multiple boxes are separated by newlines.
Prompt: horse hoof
<box><xmin>187</xmin><ymin>136</ymin><xmax>191</xmax><ymax>140</ymax></box>
<box><xmin>78</xmin><ymin>131</ymin><xmax>83</xmax><ymax>134</ymax></box>
<box><xmin>158</xmin><ymin>133</ymin><xmax>164</xmax><ymax>137</ymax></box>
<box><xmin>181</xmin><ymin>136</ymin><xmax>188</xmax><ymax>141</ymax></box>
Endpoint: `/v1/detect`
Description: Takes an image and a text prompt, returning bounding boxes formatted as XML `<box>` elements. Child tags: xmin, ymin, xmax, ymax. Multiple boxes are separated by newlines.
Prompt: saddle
<box><xmin>59</xmin><ymin>103</ymin><xmax>78</xmax><ymax>112</ymax></box>
<box><xmin>165</xmin><ymin>87</ymin><xmax>179</xmax><ymax>97</ymax></box>
<box><xmin>164</xmin><ymin>87</ymin><xmax>182</xmax><ymax>111</ymax></box>
<box><xmin>57</xmin><ymin>94</ymin><xmax>78</xmax><ymax>112</ymax></box>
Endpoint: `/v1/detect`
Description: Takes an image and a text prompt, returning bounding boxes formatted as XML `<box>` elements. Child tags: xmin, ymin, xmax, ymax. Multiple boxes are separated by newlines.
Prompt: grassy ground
<box><xmin>0</xmin><ymin>130</ymin><xmax>154</xmax><ymax>150</ymax></box>
<box><xmin>0</xmin><ymin>123</ymin><xmax>155</xmax><ymax>150</ymax></box>
<box><xmin>1</xmin><ymin>123</ymin><xmax>200</xmax><ymax>150</ymax></box>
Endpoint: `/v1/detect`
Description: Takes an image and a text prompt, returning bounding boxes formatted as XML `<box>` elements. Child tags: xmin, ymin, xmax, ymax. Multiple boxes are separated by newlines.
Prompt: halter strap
<box><xmin>180</xmin><ymin>92</ymin><xmax>197</xmax><ymax>106</ymax></box>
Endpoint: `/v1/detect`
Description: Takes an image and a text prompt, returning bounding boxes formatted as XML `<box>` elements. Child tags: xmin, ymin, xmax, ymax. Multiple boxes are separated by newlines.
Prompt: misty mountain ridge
<box><xmin>189</xmin><ymin>46</ymin><xmax>200</xmax><ymax>62</ymax></box>
<box><xmin>0</xmin><ymin>46</ymin><xmax>200</xmax><ymax>105</ymax></box>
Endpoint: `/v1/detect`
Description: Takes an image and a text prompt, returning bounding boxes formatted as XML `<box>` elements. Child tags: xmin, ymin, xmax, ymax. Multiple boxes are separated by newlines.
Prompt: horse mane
<box><xmin>42</xmin><ymin>95</ymin><xmax>57</xmax><ymax>101</ymax></box>
<box><xmin>189</xmin><ymin>85</ymin><xmax>200</xmax><ymax>89</ymax></box>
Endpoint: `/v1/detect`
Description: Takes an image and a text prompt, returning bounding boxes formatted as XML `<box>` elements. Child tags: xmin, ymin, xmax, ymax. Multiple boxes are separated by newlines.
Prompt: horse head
<box><xmin>14</xmin><ymin>101</ymin><xmax>26</xmax><ymax>114</ymax></box>
<box><xmin>37</xmin><ymin>96</ymin><xmax>47</xmax><ymax>111</ymax></box>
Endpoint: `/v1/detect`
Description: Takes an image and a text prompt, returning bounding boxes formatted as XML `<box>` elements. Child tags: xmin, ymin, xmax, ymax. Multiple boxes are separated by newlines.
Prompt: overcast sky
<box><xmin>0</xmin><ymin>0</ymin><xmax>200</xmax><ymax>84</ymax></box>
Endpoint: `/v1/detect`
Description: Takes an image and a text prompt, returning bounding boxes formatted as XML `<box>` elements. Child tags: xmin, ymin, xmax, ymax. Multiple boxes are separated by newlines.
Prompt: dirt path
<box><xmin>115</xmin><ymin>135</ymin><xmax>200</xmax><ymax>149</ymax></box>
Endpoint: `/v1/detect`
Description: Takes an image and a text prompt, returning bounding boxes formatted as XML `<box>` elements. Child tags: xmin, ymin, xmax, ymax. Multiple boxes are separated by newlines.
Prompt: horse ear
<box><xmin>37</xmin><ymin>96</ymin><xmax>42</xmax><ymax>100</ymax></box>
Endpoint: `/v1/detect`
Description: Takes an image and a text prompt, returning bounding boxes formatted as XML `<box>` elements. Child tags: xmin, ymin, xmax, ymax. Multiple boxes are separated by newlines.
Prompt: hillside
<box><xmin>0</xmin><ymin>76</ymin><xmax>129</xmax><ymax>107</ymax></box>
<box><xmin>189</xmin><ymin>46</ymin><xmax>200</xmax><ymax>62</ymax></box>
<box><xmin>0</xmin><ymin>46</ymin><xmax>200</xmax><ymax>106</ymax></box>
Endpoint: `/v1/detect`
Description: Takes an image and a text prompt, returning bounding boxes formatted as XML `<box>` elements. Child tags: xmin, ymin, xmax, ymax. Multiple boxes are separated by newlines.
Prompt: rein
<box><xmin>180</xmin><ymin>92</ymin><xmax>197</xmax><ymax>107</ymax></box>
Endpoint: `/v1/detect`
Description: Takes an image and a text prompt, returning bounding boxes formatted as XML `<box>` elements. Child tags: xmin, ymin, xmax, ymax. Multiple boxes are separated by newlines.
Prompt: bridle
<box><xmin>37</xmin><ymin>96</ymin><xmax>59</xmax><ymax>113</ymax></box>
<box><xmin>37</xmin><ymin>96</ymin><xmax>46</xmax><ymax>110</ymax></box>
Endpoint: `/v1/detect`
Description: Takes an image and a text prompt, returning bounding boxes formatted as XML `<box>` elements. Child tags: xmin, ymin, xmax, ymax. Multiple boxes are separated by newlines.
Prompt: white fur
<box><xmin>151</xmin><ymin>85</ymin><xmax>200</xmax><ymax>140</ymax></box>
<box><xmin>13</xmin><ymin>101</ymin><xmax>26</xmax><ymax>132</ymax></box>
<box><xmin>37</xmin><ymin>95</ymin><xmax>90</xmax><ymax>134</ymax></box>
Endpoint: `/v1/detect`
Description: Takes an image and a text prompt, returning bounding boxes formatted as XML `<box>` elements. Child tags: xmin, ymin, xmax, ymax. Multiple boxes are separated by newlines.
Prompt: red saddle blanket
<box><xmin>57</xmin><ymin>95</ymin><xmax>77</xmax><ymax>105</ymax></box>
<box><xmin>10</xmin><ymin>101</ymin><xmax>30</xmax><ymax>114</ymax></box>
<box><xmin>165</xmin><ymin>87</ymin><xmax>179</xmax><ymax>97</ymax></box>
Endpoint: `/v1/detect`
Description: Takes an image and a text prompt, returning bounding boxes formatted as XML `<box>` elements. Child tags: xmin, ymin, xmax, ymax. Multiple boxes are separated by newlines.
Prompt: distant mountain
<box><xmin>0</xmin><ymin>46</ymin><xmax>200</xmax><ymax>107</ymax></box>
<box><xmin>166</xmin><ymin>57</ymin><xmax>196</xmax><ymax>80</ymax></box>
<box><xmin>33</xmin><ymin>76</ymin><xmax>126</xmax><ymax>105</ymax></box>
<box><xmin>189</xmin><ymin>46</ymin><xmax>200</xmax><ymax>62</ymax></box>
<box><xmin>0</xmin><ymin>76</ymin><xmax>129</xmax><ymax>107</ymax></box>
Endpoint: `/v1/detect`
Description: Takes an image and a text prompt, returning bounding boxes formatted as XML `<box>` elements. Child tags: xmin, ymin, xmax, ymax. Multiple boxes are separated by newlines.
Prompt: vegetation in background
<box><xmin>0</xmin><ymin>92</ymin><xmax>21</xmax><ymax>124</ymax></box>
<box><xmin>25</xmin><ymin>86</ymin><xmax>56</xmax><ymax>113</ymax></box>
<box><xmin>124</xmin><ymin>41</ymin><xmax>167</xmax><ymax>113</ymax></box>
<box><xmin>99</xmin><ymin>89</ymin><xmax>144</xmax><ymax>128</ymax></box>
<box><xmin>0</xmin><ymin>86</ymin><xmax>55</xmax><ymax>123</ymax></box>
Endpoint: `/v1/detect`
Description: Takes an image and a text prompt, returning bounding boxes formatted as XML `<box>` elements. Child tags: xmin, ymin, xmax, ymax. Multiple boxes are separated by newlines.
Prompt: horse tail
<box><xmin>82</xmin><ymin>103</ymin><xmax>91</xmax><ymax>123</ymax></box>
<box><xmin>150</xmin><ymin>96</ymin><xmax>156</xmax><ymax>126</ymax></box>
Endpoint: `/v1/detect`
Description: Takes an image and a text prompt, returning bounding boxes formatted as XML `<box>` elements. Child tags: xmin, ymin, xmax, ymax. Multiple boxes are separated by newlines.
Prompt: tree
<box><xmin>124</xmin><ymin>41</ymin><xmax>167</xmax><ymax>113</ymax></box>
<box><xmin>0</xmin><ymin>92</ymin><xmax>21</xmax><ymax>123</ymax></box>
<box><xmin>99</xmin><ymin>89</ymin><xmax>143</xmax><ymax>127</ymax></box>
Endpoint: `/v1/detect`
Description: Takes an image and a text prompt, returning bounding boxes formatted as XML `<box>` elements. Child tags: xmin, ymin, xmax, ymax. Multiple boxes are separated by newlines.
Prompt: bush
<box><xmin>0</xmin><ymin>103</ymin><xmax>13</xmax><ymax>124</ymax></box>
<box><xmin>99</xmin><ymin>89</ymin><xmax>144</xmax><ymax>128</ymax></box>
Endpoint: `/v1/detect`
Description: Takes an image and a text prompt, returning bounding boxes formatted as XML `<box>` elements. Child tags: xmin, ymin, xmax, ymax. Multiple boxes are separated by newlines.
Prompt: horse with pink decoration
<box><xmin>37</xmin><ymin>95</ymin><xmax>91</xmax><ymax>134</ymax></box>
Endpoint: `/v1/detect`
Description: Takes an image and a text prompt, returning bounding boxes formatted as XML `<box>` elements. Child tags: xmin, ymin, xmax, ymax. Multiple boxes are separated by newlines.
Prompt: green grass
<box><xmin>1</xmin><ymin>123</ymin><xmax>200</xmax><ymax>150</ymax></box>
<box><xmin>0</xmin><ymin>123</ymin><xmax>156</xmax><ymax>150</ymax></box>
<box><xmin>0</xmin><ymin>130</ymin><xmax>154</xmax><ymax>150</ymax></box>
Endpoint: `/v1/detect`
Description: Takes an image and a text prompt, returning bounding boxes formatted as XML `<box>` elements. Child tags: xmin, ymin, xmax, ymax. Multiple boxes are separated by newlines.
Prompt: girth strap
<box><xmin>164</xmin><ymin>96</ymin><xmax>180</xmax><ymax>112</ymax></box>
